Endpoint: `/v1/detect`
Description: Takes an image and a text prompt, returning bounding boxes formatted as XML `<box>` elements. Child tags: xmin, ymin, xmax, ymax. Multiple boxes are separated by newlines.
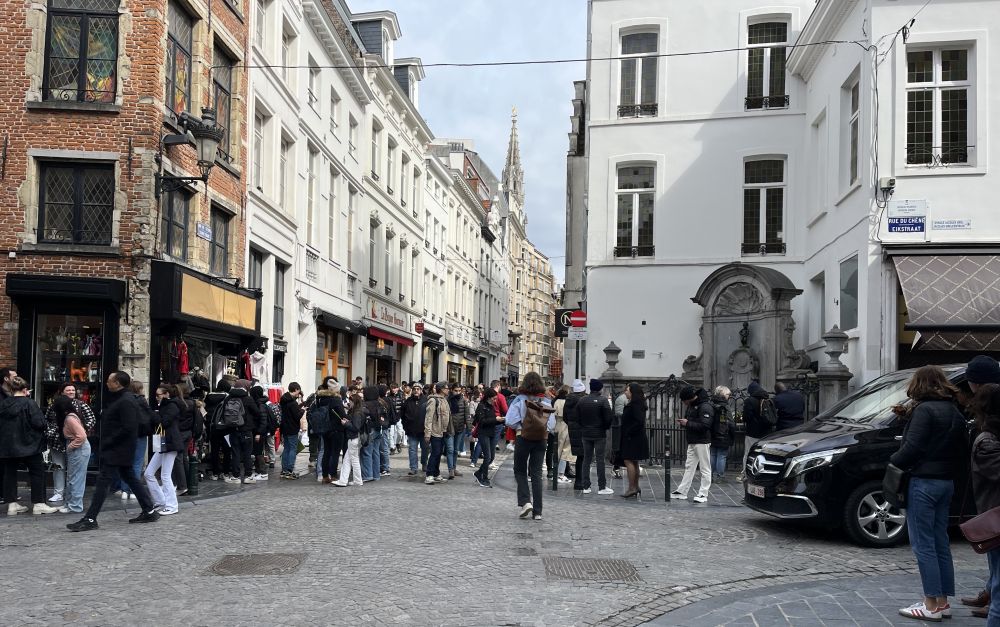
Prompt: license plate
<box><xmin>747</xmin><ymin>483</ymin><xmax>766</xmax><ymax>498</ymax></box>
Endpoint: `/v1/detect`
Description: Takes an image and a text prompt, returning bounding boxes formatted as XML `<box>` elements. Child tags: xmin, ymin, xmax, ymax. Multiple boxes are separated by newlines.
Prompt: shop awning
<box><xmin>894</xmin><ymin>255</ymin><xmax>1000</xmax><ymax>350</ymax></box>
<box><xmin>317</xmin><ymin>310</ymin><xmax>366</xmax><ymax>335</ymax></box>
<box><xmin>368</xmin><ymin>327</ymin><xmax>415</xmax><ymax>347</ymax></box>
<box><xmin>422</xmin><ymin>335</ymin><xmax>445</xmax><ymax>351</ymax></box>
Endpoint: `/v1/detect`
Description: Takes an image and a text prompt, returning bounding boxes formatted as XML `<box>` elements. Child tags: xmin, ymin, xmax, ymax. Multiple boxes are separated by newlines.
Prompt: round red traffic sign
<box><xmin>570</xmin><ymin>310</ymin><xmax>587</xmax><ymax>327</ymax></box>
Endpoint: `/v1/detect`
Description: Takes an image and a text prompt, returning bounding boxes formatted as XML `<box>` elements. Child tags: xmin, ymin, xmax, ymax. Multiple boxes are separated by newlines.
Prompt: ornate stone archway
<box><xmin>683</xmin><ymin>263</ymin><xmax>810</xmax><ymax>391</ymax></box>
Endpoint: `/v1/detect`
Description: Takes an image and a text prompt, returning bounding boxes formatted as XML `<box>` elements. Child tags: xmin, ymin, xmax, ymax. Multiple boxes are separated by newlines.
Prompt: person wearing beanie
<box><xmin>672</xmin><ymin>386</ymin><xmax>715</xmax><ymax>503</ymax></box>
<box><xmin>574</xmin><ymin>378</ymin><xmax>614</xmax><ymax>495</ymax></box>
<box><xmin>572</xmin><ymin>379</ymin><xmax>586</xmax><ymax>394</ymax></box>
<box><xmin>968</xmin><ymin>356</ymin><xmax>1000</xmax><ymax>393</ymax></box>
<box><xmin>563</xmin><ymin>380</ymin><xmax>587</xmax><ymax>487</ymax></box>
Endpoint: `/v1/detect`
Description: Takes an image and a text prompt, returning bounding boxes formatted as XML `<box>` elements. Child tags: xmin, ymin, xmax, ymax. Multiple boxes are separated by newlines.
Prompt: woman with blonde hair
<box><xmin>892</xmin><ymin>365</ymin><xmax>968</xmax><ymax>622</ymax></box>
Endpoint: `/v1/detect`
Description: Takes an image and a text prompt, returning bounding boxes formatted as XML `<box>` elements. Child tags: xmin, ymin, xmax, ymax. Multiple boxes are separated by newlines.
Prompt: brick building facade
<box><xmin>0</xmin><ymin>0</ymin><xmax>258</xmax><ymax>410</ymax></box>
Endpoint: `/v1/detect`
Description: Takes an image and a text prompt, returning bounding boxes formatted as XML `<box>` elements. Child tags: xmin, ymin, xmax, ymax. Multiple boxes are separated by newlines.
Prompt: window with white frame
<box><xmin>383</xmin><ymin>237</ymin><xmax>391</xmax><ymax>290</ymax></box>
<box><xmin>307</xmin><ymin>60</ymin><xmax>319</xmax><ymax>109</ymax></box>
<box><xmin>398</xmin><ymin>240</ymin><xmax>405</xmax><ymax>295</ymax></box>
<box><xmin>619</xmin><ymin>32</ymin><xmax>658</xmax><ymax>117</ymax></box>
<box><xmin>369</xmin><ymin>224</ymin><xmax>377</xmax><ymax>284</ymax></box>
<box><xmin>307</xmin><ymin>147</ymin><xmax>318</xmax><ymax>245</ymax></box>
<box><xmin>906</xmin><ymin>48</ymin><xmax>971</xmax><ymax>165</ymax></box>
<box><xmin>410</xmin><ymin>251</ymin><xmax>417</xmax><ymax>302</ymax></box>
<box><xmin>614</xmin><ymin>165</ymin><xmax>654</xmax><ymax>258</ymax></box>
<box><xmin>253</xmin><ymin>0</ymin><xmax>266</xmax><ymax>50</ymax></box>
<box><xmin>252</xmin><ymin>111</ymin><xmax>265</xmax><ymax>191</ymax></box>
<box><xmin>386</xmin><ymin>137</ymin><xmax>396</xmax><ymax>194</ymax></box>
<box><xmin>279</xmin><ymin>137</ymin><xmax>291</xmax><ymax>209</ymax></box>
<box><xmin>280</xmin><ymin>26</ymin><xmax>293</xmax><ymax>84</ymax></box>
<box><xmin>326</xmin><ymin>169</ymin><xmax>338</xmax><ymax>261</ymax></box>
<box><xmin>347</xmin><ymin>186</ymin><xmax>356</xmax><ymax>271</ymax></box>
<box><xmin>400</xmin><ymin>154</ymin><xmax>409</xmax><ymax>206</ymax></box>
<box><xmin>847</xmin><ymin>79</ymin><xmax>860</xmax><ymax>184</ymax></box>
<box><xmin>742</xmin><ymin>159</ymin><xmax>786</xmax><ymax>255</ymax></box>
<box><xmin>746</xmin><ymin>21</ymin><xmax>789</xmax><ymax>110</ymax></box>
<box><xmin>370</xmin><ymin>122</ymin><xmax>381</xmax><ymax>180</ymax></box>
<box><xmin>329</xmin><ymin>88</ymin><xmax>340</xmax><ymax>134</ymax></box>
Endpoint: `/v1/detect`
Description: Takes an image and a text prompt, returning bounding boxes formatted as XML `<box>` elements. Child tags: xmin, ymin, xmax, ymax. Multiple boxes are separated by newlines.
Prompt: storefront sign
<box><xmin>180</xmin><ymin>273</ymin><xmax>257</xmax><ymax>331</ymax></box>
<box><xmin>887</xmin><ymin>200</ymin><xmax>927</xmax><ymax>234</ymax></box>
<box><xmin>415</xmin><ymin>321</ymin><xmax>425</xmax><ymax>334</ymax></box>
<box><xmin>366</xmin><ymin>297</ymin><xmax>408</xmax><ymax>332</ymax></box>
<box><xmin>931</xmin><ymin>219</ymin><xmax>972</xmax><ymax>231</ymax></box>
<box><xmin>196</xmin><ymin>223</ymin><xmax>213</xmax><ymax>241</ymax></box>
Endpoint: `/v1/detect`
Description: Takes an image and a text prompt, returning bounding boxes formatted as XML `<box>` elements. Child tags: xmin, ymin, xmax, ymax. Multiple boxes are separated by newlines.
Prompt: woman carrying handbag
<box><xmin>891</xmin><ymin>365</ymin><xmax>969</xmax><ymax>622</ymax></box>
<box><xmin>144</xmin><ymin>384</ymin><xmax>186</xmax><ymax>515</ymax></box>
<box><xmin>968</xmin><ymin>383</ymin><xmax>1000</xmax><ymax>625</ymax></box>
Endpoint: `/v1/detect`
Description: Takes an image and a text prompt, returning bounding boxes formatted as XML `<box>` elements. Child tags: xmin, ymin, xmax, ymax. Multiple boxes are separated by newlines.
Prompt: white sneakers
<box><xmin>158</xmin><ymin>508</ymin><xmax>178</xmax><ymax>516</ymax></box>
<box><xmin>7</xmin><ymin>502</ymin><xmax>28</xmax><ymax>516</ymax></box>
<box><xmin>255</xmin><ymin>473</ymin><xmax>269</xmax><ymax>481</ymax></box>
<box><xmin>557</xmin><ymin>475</ymin><xmax>572</xmax><ymax>484</ymax></box>
<box><xmin>898</xmin><ymin>602</ymin><xmax>945</xmax><ymax>622</ymax></box>
<box><xmin>693</xmin><ymin>495</ymin><xmax>708</xmax><ymax>504</ymax></box>
<box><xmin>519</xmin><ymin>503</ymin><xmax>533</xmax><ymax>519</ymax></box>
<box><xmin>32</xmin><ymin>503</ymin><xmax>59</xmax><ymax>516</ymax></box>
<box><xmin>424</xmin><ymin>476</ymin><xmax>436</xmax><ymax>485</ymax></box>
<box><xmin>670</xmin><ymin>492</ymin><xmax>688</xmax><ymax>500</ymax></box>
<box><xmin>598</xmin><ymin>487</ymin><xmax>614</xmax><ymax>495</ymax></box>
<box><xmin>582</xmin><ymin>488</ymin><xmax>592</xmax><ymax>494</ymax></box>
<box><xmin>47</xmin><ymin>493</ymin><xmax>63</xmax><ymax>503</ymax></box>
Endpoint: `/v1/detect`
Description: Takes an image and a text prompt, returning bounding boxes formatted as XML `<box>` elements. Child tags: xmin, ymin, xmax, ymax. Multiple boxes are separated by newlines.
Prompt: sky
<box><xmin>348</xmin><ymin>0</ymin><xmax>587</xmax><ymax>284</ymax></box>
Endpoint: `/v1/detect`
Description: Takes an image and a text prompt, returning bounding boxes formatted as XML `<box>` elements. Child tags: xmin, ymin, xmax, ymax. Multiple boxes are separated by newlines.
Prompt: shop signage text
<box><xmin>366</xmin><ymin>298</ymin><xmax>407</xmax><ymax>331</ymax></box>
<box><xmin>887</xmin><ymin>200</ymin><xmax>927</xmax><ymax>234</ymax></box>
<box><xmin>932</xmin><ymin>219</ymin><xmax>972</xmax><ymax>231</ymax></box>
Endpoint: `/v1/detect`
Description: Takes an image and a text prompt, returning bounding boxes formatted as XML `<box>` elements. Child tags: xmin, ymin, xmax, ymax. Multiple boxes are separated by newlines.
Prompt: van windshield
<box><xmin>819</xmin><ymin>374</ymin><xmax>912</xmax><ymax>423</ymax></box>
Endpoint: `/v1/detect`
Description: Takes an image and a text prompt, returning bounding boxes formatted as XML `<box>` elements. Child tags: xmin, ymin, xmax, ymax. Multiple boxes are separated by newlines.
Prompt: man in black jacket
<box><xmin>563</xmin><ymin>382</ymin><xmax>586</xmax><ymax>490</ymax></box>
<box><xmin>205</xmin><ymin>379</ymin><xmax>232</xmax><ymax>481</ymax></box>
<box><xmin>225</xmin><ymin>379</ymin><xmax>263</xmax><ymax>484</ymax></box>
<box><xmin>279</xmin><ymin>383</ymin><xmax>304</xmax><ymax>479</ymax></box>
<box><xmin>0</xmin><ymin>367</ymin><xmax>16</xmax><ymax>506</ymax></box>
<box><xmin>400</xmin><ymin>384</ymin><xmax>428</xmax><ymax>475</ymax></box>
<box><xmin>576</xmin><ymin>379</ymin><xmax>614</xmax><ymax>495</ymax></box>
<box><xmin>672</xmin><ymin>386</ymin><xmax>714</xmax><ymax>503</ymax></box>
<box><xmin>739</xmin><ymin>381</ymin><xmax>773</xmax><ymax>480</ymax></box>
<box><xmin>773</xmin><ymin>382</ymin><xmax>805</xmax><ymax>431</ymax></box>
<box><xmin>68</xmin><ymin>371</ymin><xmax>159</xmax><ymax>532</ymax></box>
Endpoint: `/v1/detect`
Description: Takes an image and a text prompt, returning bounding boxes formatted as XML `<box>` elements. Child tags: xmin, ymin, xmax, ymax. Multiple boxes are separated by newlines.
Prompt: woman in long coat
<box><xmin>619</xmin><ymin>383</ymin><xmax>650</xmax><ymax>499</ymax></box>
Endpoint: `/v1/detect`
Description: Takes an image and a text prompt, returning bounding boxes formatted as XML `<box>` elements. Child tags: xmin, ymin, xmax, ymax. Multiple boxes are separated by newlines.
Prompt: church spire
<box><xmin>502</xmin><ymin>106</ymin><xmax>525</xmax><ymax>208</ymax></box>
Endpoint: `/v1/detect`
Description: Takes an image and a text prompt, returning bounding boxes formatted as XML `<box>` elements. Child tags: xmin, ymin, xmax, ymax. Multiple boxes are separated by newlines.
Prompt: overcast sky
<box><xmin>349</xmin><ymin>0</ymin><xmax>587</xmax><ymax>284</ymax></box>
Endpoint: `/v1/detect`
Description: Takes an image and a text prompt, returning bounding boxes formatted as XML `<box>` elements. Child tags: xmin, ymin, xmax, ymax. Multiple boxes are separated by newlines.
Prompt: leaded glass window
<box><xmin>213</xmin><ymin>46</ymin><xmax>235</xmax><ymax>161</ymax></box>
<box><xmin>161</xmin><ymin>188</ymin><xmax>189</xmax><ymax>260</ymax></box>
<box><xmin>44</xmin><ymin>0</ymin><xmax>119</xmax><ymax>103</ymax></box>
<box><xmin>746</xmin><ymin>21</ymin><xmax>788</xmax><ymax>110</ymax></box>
<box><xmin>743</xmin><ymin>159</ymin><xmax>786</xmax><ymax>255</ymax></box>
<box><xmin>906</xmin><ymin>48</ymin><xmax>971</xmax><ymax>165</ymax></box>
<box><xmin>165</xmin><ymin>2</ymin><xmax>193</xmax><ymax>114</ymax></box>
<box><xmin>38</xmin><ymin>163</ymin><xmax>114</xmax><ymax>244</ymax></box>
<box><xmin>614</xmin><ymin>165</ymin><xmax>654</xmax><ymax>258</ymax></box>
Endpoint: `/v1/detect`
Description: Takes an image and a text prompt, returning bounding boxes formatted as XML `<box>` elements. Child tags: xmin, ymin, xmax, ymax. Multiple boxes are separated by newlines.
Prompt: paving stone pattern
<box><xmin>0</xmin><ymin>448</ymin><xmax>990</xmax><ymax>626</ymax></box>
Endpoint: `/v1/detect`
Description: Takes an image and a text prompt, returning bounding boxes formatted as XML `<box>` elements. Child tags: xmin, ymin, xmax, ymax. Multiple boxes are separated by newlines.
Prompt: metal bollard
<box><xmin>187</xmin><ymin>450</ymin><xmax>199</xmax><ymax>496</ymax></box>
<box><xmin>664</xmin><ymin>448</ymin><xmax>670</xmax><ymax>505</ymax></box>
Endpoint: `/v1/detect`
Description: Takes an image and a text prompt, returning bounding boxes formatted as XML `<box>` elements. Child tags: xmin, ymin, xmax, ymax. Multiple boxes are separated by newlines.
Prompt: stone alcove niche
<box><xmin>683</xmin><ymin>263</ymin><xmax>810</xmax><ymax>391</ymax></box>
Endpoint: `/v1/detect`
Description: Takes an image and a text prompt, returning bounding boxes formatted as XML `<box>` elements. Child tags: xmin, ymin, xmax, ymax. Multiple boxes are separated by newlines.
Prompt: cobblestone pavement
<box><xmin>0</xmin><ymin>447</ymin><xmax>991</xmax><ymax>627</ymax></box>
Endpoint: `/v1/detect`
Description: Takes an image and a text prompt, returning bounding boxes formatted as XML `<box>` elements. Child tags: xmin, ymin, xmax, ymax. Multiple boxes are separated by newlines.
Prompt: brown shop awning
<box><xmin>894</xmin><ymin>255</ymin><xmax>1000</xmax><ymax>351</ymax></box>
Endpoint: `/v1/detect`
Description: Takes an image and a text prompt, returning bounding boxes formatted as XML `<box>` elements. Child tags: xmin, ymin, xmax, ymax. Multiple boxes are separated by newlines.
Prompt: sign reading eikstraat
<box><xmin>887</xmin><ymin>200</ymin><xmax>927</xmax><ymax>235</ymax></box>
<box><xmin>366</xmin><ymin>297</ymin><xmax>408</xmax><ymax>332</ymax></box>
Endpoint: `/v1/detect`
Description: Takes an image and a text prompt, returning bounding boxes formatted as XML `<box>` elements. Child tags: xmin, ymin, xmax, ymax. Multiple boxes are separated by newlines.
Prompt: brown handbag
<box><xmin>960</xmin><ymin>505</ymin><xmax>1000</xmax><ymax>554</ymax></box>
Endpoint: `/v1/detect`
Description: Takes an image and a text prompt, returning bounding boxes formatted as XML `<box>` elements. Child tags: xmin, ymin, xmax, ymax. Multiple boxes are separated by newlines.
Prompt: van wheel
<box><xmin>843</xmin><ymin>480</ymin><xmax>908</xmax><ymax>547</ymax></box>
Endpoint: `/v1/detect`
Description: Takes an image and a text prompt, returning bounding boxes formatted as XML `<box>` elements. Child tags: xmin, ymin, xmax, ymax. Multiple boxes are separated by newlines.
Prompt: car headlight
<box><xmin>783</xmin><ymin>448</ymin><xmax>847</xmax><ymax>478</ymax></box>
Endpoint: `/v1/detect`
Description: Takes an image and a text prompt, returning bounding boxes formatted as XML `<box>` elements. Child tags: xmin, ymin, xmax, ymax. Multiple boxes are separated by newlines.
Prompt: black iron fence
<box><xmin>638</xmin><ymin>374</ymin><xmax>819</xmax><ymax>470</ymax></box>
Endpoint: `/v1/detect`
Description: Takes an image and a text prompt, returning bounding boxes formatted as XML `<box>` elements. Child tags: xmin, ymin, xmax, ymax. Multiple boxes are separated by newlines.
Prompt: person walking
<box><xmin>0</xmin><ymin>367</ymin><xmax>17</xmax><ymax>506</ymax></box>
<box><xmin>612</xmin><ymin>386</ymin><xmax>628</xmax><ymax>478</ymax></box>
<box><xmin>332</xmin><ymin>390</ymin><xmax>365</xmax><ymax>487</ymax></box>
<box><xmin>892</xmin><ymin>365</ymin><xmax>968</xmax><ymax>622</ymax></box>
<box><xmin>553</xmin><ymin>386</ymin><xmax>575</xmax><ymax>484</ymax></box>
<box><xmin>0</xmin><ymin>377</ymin><xmax>59</xmax><ymax>516</ymax></box>
<box><xmin>576</xmin><ymin>379</ymin><xmax>614</xmax><ymax>495</ymax></box>
<box><xmin>619</xmin><ymin>383</ymin><xmax>650</xmax><ymax>499</ymax></box>
<box><xmin>773</xmin><ymin>382</ymin><xmax>806</xmax><ymax>431</ymax></box>
<box><xmin>278</xmin><ymin>382</ymin><xmax>304</xmax><ymax>479</ymax></box>
<box><xmin>424</xmin><ymin>382</ymin><xmax>450</xmax><ymax>485</ymax></box>
<box><xmin>144</xmin><ymin>383</ymin><xmax>185</xmax><ymax>515</ymax></box>
<box><xmin>473</xmin><ymin>388</ymin><xmax>503</xmax><ymax>488</ymax></box>
<box><xmin>401</xmin><ymin>384</ymin><xmax>428</xmax><ymax>475</ymax></box>
<box><xmin>51</xmin><ymin>395</ymin><xmax>90</xmax><ymax>515</ymax></box>
<box><xmin>67</xmin><ymin>372</ymin><xmax>159</xmax><ymax>531</ymax></box>
<box><xmin>506</xmin><ymin>372</ymin><xmax>555</xmax><ymax>520</ymax></box>
<box><xmin>738</xmin><ymin>381</ymin><xmax>773</xmax><ymax>481</ymax></box>
<box><xmin>672</xmin><ymin>386</ymin><xmax>715</xmax><ymax>503</ymax></box>
<box><xmin>970</xmin><ymin>383</ymin><xmax>1000</xmax><ymax>625</ymax></box>
<box><xmin>709</xmin><ymin>386</ymin><xmax>735</xmax><ymax>481</ymax></box>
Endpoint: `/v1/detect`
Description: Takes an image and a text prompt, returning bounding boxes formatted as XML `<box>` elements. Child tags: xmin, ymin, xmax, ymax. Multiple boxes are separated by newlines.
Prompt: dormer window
<box><xmin>382</xmin><ymin>28</ymin><xmax>391</xmax><ymax>66</ymax></box>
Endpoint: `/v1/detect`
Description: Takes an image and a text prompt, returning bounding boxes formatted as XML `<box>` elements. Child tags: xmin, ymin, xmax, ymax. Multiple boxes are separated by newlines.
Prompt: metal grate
<box><xmin>543</xmin><ymin>557</ymin><xmax>641</xmax><ymax>583</ymax></box>
<box><xmin>208</xmin><ymin>553</ymin><xmax>306</xmax><ymax>576</ymax></box>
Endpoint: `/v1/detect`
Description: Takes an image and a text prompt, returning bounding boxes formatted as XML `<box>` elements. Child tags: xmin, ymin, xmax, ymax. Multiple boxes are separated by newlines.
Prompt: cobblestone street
<box><xmin>0</xmin><ymin>451</ymin><xmax>990</xmax><ymax>626</ymax></box>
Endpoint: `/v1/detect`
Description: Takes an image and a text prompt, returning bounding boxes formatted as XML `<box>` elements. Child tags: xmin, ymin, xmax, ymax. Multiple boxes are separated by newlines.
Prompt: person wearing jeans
<box><xmin>505</xmin><ymin>373</ymin><xmax>555</xmax><ymax>519</ymax></box>
<box><xmin>473</xmin><ymin>389</ymin><xmax>502</xmax><ymax>487</ymax></box>
<box><xmin>52</xmin><ymin>396</ymin><xmax>91</xmax><ymax>514</ymax></box>
<box><xmin>672</xmin><ymin>386</ymin><xmax>715</xmax><ymax>503</ymax></box>
<box><xmin>423</xmin><ymin>383</ymin><xmax>450</xmax><ymax>484</ymax></box>
<box><xmin>401</xmin><ymin>385</ymin><xmax>428</xmax><ymax>475</ymax></box>
<box><xmin>408</xmin><ymin>436</ymin><xmax>428</xmax><ymax>474</ymax></box>
<box><xmin>890</xmin><ymin>365</ymin><xmax>967</xmax><ymax>622</ymax></box>
<box><xmin>278</xmin><ymin>383</ymin><xmax>305</xmax><ymax>479</ymax></box>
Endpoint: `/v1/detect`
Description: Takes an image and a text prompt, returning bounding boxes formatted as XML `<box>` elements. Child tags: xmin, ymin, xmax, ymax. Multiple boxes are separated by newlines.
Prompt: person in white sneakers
<box><xmin>0</xmin><ymin>377</ymin><xmax>59</xmax><ymax>516</ymax></box>
<box><xmin>332</xmin><ymin>391</ymin><xmax>365</xmax><ymax>487</ymax></box>
<box><xmin>672</xmin><ymin>386</ymin><xmax>714</xmax><ymax>504</ymax></box>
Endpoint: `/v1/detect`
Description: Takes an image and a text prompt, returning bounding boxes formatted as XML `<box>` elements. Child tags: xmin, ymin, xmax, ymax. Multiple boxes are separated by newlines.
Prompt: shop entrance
<box><xmin>366</xmin><ymin>337</ymin><xmax>398</xmax><ymax>385</ymax></box>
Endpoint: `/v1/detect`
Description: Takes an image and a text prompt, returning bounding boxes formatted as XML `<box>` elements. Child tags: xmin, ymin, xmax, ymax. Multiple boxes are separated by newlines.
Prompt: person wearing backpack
<box><xmin>205</xmin><ymin>379</ymin><xmax>233</xmax><ymax>481</ymax></box>
<box><xmin>672</xmin><ymin>386</ymin><xmax>715</xmax><ymax>503</ymax></box>
<box><xmin>278</xmin><ymin>383</ymin><xmax>304</xmax><ymax>479</ymax></box>
<box><xmin>224</xmin><ymin>379</ymin><xmax>263</xmax><ymax>485</ymax></box>
<box><xmin>739</xmin><ymin>381</ymin><xmax>774</xmax><ymax>481</ymax></box>
<box><xmin>709</xmin><ymin>386</ymin><xmax>735</xmax><ymax>482</ymax></box>
<box><xmin>505</xmin><ymin>372</ymin><xmax>555</xmax><ymax>520</ymax></box>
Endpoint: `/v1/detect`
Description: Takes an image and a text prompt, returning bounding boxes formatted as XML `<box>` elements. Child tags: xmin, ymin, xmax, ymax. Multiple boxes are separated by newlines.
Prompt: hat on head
<box><xmin>967</xmin><ymin>355</ymin><xmax>1000</xmax><ymax>385</ymax></box>
<box><xmin>571</xmin><ymin>379</ymin><xmax>586</xmax><ymax>393</ymax></box>
<box><xmin>234</xmin><ymin>379</ymin><xmax>251</xmax><ymax>390</ymax></box>
<box><xmin>589</xmin><ymin>378</ymin><xmax>604</xmax><ymax>393</ymax></box>
<box><xmin>679</xmin><ymin>385</ymin><xmax>698</xmax><ymax>402</ymax></box>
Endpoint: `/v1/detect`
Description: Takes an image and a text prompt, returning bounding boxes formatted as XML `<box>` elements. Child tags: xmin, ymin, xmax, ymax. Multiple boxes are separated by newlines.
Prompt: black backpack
<box><xmin>473</xmin><ymin>400</ymin><xmax>495</xmax><ymax>428</ymax></box>
<box><xmin>214</xmin><ymin>396</ymin><xmax>246</xmax><ymax>430</ymax></box>
<box><xmin>134</xmin><ymin>394</ymin><xmax>154</xmax><ymax>437</ymax></box>
<box><xmin>760</xmin><ymin>398</ymin><xmax>779</xmax><ymax>427</ymax></box>
<box><xmin>307</xmin><ymin>402</ymin><xmax>332</xmax><ymax>435</ymax></box>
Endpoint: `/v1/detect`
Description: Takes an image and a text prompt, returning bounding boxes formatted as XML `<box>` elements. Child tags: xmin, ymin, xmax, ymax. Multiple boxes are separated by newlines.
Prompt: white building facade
<box><xmin>578</xmin><ymin>0</ymin><xmax>1000</xmax><ymax>392</ymax></box>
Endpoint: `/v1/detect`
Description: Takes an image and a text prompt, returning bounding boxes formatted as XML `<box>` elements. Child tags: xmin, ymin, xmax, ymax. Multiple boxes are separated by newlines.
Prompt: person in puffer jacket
<box><xmin>446</xmin><ymin>385</ymin><xmax>470</xmax><ymax>479</ymax></box>
<box><xmin>423</xmin><ymin>383</ymin><xmax>451</xmax><ymax>484</ymax></box>
<box><xmin>400</xmin><ymin>384</ymin><xmax>428</xmax><ymax>475</ymax></box>
<box><xmin>672</xmin><ymin>386</ymin><xmax>715</xmax><ymax>502</ymax></box>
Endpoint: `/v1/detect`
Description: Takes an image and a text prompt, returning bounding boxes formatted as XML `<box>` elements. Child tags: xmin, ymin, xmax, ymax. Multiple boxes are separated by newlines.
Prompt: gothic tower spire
<box><xmin>502</xmin><ymin>106</ymin><xmax>525</xmax><ymax>208</ymax></box>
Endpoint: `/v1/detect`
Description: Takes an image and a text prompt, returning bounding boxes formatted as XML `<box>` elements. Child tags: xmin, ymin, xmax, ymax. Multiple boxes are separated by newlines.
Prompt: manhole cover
<box><xmin>209</xmin><ymin>553</ymin><xmax>306</xmax><ymax>576</ymax></box>
<box><xmin>543</xmin><ymin>557</ymin><xmax>641</xmax><ymax>582</ymax></box>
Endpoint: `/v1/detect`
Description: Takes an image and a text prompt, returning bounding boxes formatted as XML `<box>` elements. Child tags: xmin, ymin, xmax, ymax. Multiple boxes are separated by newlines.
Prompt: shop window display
<box><xmin>35</xmin><ymin>314</ymin><xmax>104</xmax><ymax>410</ymax></box>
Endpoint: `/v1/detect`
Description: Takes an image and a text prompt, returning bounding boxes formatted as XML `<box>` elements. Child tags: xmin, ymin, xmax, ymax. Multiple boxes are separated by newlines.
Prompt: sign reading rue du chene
<box><xmin>366</xmin><ymin>298</ymin><xmax>408</xmax><ymax>332</ymax></box>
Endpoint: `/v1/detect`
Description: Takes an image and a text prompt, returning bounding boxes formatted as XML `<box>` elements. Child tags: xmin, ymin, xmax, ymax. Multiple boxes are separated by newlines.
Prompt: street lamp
<box><xmin>154</xmin><ymin>107</ymin><xmax>225</xmax><ymax>198</ymax></box>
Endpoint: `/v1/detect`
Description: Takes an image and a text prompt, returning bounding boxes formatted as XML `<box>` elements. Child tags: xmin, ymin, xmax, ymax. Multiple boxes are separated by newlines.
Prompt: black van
<box><xmin>742</xmin><ymin>365</ymin><xmax>975</xmax><ymax>547</ymax></box>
